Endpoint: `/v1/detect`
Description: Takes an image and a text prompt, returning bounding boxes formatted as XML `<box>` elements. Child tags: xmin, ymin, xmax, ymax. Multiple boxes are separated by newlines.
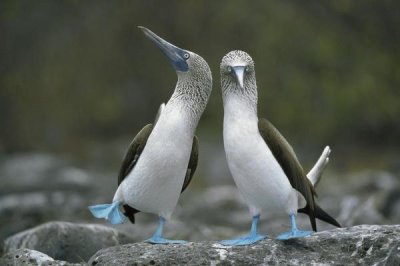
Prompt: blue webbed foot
<box><xmin>145</xmin><ymin>236</ymin><xmax>187</xmax><ymax>245</ymax></box>
<box><xmin>276</xmin><ymin>214</ymin><xmax>312</xmax><ymax>240</ymax></box>
<box><xmin>145</xmin><ymin>216</ymin><xmax>187</xmax><ymax>245</ymax></box>
<box><xmin>220</xmin><ymin>214</ymin><xmax>267</xmax><ymax>246</ymax></box>
<box><xmin>220</xmin><ymin>233</ymin><xmax>267</xmax><ymax>246</ymax></box>
<box><xmin>88</xmin><ymin>201</ymin><xmax>126</xmax><ymax>224</ymax></box>
<box><xmin>276</xmin><ymin>229</ymin><xmax>312</xmax><ymax>240</ymax></box>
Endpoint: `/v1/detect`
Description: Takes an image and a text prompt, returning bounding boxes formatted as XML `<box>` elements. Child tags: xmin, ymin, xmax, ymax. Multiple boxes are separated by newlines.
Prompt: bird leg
<box><xmin>145</xmin><ymin>216</ymin><xmax>187</xmax><ymax>244</ymax></box>
<box><xmin>219</xmin><ymin>146</ymin><xmax>330</xmax><ymax>245</ymax></box>
<box><xmin>276</xmin><ymin>147</ymin><xmax>331</xmax><ymax>240</ymax></box>
<box><xmin>276</xmin><ymin>213</ymin><xmax>312</xmax><ymax>240</ymax></box>
<box><xmin>219</xmin><ymin>214</ymin><xmax>267</xmax><ymax>246</ymax></box>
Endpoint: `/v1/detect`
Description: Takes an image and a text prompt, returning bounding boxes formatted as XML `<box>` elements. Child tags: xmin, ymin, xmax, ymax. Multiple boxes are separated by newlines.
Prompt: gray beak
<box><xmin>138</xmin><ymin>26</ymin><xmax>189</xmax><ymax>72</ymax></box>
<box><xmin>232</xmin><ymin>66</ymin><xmax>245</xmax><ymax>89</ymax></box>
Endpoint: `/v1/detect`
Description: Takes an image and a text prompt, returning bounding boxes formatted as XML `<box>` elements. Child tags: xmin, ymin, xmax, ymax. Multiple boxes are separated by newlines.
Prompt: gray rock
<box><xmin>0</xmin><ymin>191</ymin><xmax>92</xmax><ymax>253</ymax></box>
<box><xmin>0</xmin><ymin>153</ymin><xmax>113</xmax><ymax>252</ymax></box>
<box><xmin>0</xmin><ymin>248</ymin><xmax>84</xmax><ymax>266</ymax></box>
<box><xmin>391</xmin><ymin>200</ymin><xmax>400</xmax><ymax>222</ymax></box>
<box><xmin>381</xmin><ymin>187</ymin><xmax>400</xmax><ymax>221</ymax></box>
<box><xmin>0</xmin><ymin>153</ymin><xmax>92</xmax><ymax>194</ymax></box>
<box><xmin>291</xmin><ymin>169</ymin><xmax>400</xmax><ymax>228</ymax></box>
<box><xmin>88</xmin><ymin>225</ymin><xmax>400</xmax><ymax>266</ymax></box>
<box><xmin>317</xmin><ymin>170</ymin><xmax>400</xmax><ymax>226</ymax></box>
<box><xmin>4</xmin><ymin>221</ymin><xmax>135</xmax><ymax>263</ymax></box>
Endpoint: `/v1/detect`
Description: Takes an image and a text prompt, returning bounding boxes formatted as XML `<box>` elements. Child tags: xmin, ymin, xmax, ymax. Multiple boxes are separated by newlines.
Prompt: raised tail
<box><xmin>299</xmin><ymin>203</ymin><xmax>341</xmax><ymax>229</ymax></box>
<box><xmin>88</xmin><ymin>201</ymin><xmax>126</xmax><ymax>224</ymax></box>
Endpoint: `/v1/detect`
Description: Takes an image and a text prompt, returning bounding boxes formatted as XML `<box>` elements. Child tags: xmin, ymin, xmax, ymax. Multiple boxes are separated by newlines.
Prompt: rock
<box><xmin>4</xmin><ymin>221</ymin><xmax>135</xmax><ymax>263</ymax></box>
<box><xmin>0</xmin><ymin>153</ymin><xmax>114</xmax><ymax>252</ymax></box>
<box><xmin>351</xmin><ymin>171</ymin><xmax>400</xmax><ymax>225</ymax></box>
<box><xmin>88</xmin><ymin>225</ymin><xmax>400</xmax><ymax>266</ymax></box>
<box><xmin>0</xmin><ymin>191</ymin><xmax>93</xmax><ymax>253</ymax></box>
<box><xmin>0</xmin><ymin>248</ymin><xmax>84</xmax><ymax>266</ymax></box>
<box><xmin>0</xmin><ymin>248</ymin><xmax>54</xmax><ymax>265</ymax></box>
<box><xmin>390</xmin><ymin>199</ymin><xmax>400</xmax><ymax>222</ymax></box>
<box><xmin>317</xmin><ymin>170</ymin><xmax>400</xmax><ymax>226</ymax></box>
<box><xmin>381</xmin><ymin>187</ymin><xmax>400</xmax><ymax>221</ymax></box>
<box><xmin>0</xmin><ymin>153</ymin><xmax>92</xmax><ymax>194</ymax></box>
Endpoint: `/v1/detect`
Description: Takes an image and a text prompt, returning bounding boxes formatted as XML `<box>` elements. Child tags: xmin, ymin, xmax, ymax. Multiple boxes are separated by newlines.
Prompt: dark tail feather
<box><xmin>123</xmin><ymin>204</ymin><xmax>140</xmax><ymax>224</ymax></box>
<box><xmin>298</xmin><ymin>204</ymin><xmax>317</xmax><ymax>231</ymax></box>
<box><xmin>299</xmin><ymin>203</ymin><xmax>341</xmax><ymax>229</ymax></box>
<box><xmin>310</xmin><ymin>211</ymin><xmax>317</xmax><ymax>232</ymax></box>
<box><xmin>309</xmin><ymin>205</ymin><xmax>317</xmax><ymax>232</ymax></box>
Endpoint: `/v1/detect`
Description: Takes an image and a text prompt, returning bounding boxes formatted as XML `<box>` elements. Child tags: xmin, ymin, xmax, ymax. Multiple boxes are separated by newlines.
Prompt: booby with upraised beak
<box><xmin>219</xmin><ymin>50</ymin><xmax>340</xmax><ymax>245</ymax></box>
<box><xmin>89</xmin><ymin>27</ymin><xmax>212</xmax><ymax>244</ymax></box>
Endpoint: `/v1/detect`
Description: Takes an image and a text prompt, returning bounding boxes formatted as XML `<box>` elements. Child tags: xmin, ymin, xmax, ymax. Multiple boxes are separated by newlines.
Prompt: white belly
<box><xmin>115</xmin><ymin>108</ymin><xmax>193</xmax><ymax>218</ymax></box>
<box><xmin>224</xmin><ymin>114</ymin><xmax>294</xmax><ymax>214</ymax></box>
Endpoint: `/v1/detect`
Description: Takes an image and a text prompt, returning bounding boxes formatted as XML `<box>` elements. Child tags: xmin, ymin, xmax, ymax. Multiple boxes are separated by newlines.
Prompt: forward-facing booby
<box><xmin>219</xmin><ymin>50</ymin><xmax>340</xmax><ymax>245</ymax></box>
<box><xmin>89</xmin><ymin>27</ymin><xmax>212</xmax><ymax>244</ymax></box>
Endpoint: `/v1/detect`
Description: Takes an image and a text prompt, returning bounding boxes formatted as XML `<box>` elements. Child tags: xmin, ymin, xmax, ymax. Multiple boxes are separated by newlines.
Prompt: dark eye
<box><xmin>183</xmin><ymin>53</ymin><xmax>190</xmax><ymax>59</ymax></box>
<box><xmin>245</xmin><ymin>66</ymin><xmax>250</xmax><ymax>73</ymax></box>
<box><xmin>227</xmin><ymin>66</ymin><xmax>232</xmax><ymax>73</ymax></box>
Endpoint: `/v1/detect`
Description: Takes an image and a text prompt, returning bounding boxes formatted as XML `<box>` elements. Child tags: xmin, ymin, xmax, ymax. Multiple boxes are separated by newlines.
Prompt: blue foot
<box><xmin>88</xmin><ymin>201</ymin><xmax>126</xmax><ymax>224</ymax></box>
<box><xmin>220</xmin><ymin>214</ymin><xmax>267</xmax><ymax>246</ymax></box>
<box><xmin>276</xmin><ymin>213</ymin><xmax>313</xmax><ymax>240</ymax></box>
<box><xmin>145</xmin><ymin>236</ymin><xmax>187</xmax><ymax>245</ymax></box>
<box><xmin>276</xmin><ymin>229</ymin><xmax>312</xmax><ymax>240</ymax></box>
<box><xmin>220</xmin><ymin>233</ymin><xmax>267</xmax><ymax>246</ymax></box>
<box><xmin>145</xmin><ymin>216</ymin><xmax>187</xmax><ymax>245</ymax></box>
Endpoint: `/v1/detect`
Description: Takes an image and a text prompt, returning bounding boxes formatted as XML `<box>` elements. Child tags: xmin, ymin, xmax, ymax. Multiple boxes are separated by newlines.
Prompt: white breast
<box><xmin>223</xmin><ymin>98</ymin><xmax>293</xmax><ymax>213</ymax></box>
<box><xmin>115</xmin><ymin>105</ymin><xmax>193</xmax><ymax>219</ymax></box>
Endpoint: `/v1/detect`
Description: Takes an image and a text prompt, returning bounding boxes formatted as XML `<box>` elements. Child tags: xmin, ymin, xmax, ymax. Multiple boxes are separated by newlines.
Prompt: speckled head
<box><xmin>220</xmin><ymin>50</ymin><xmax>257</xmax><ymax>101</ymax></box>
<box><xmin>139</xmin><ymin>26</ymin><xmax>212</xmax><ymax>118</ymax></box>
<box><xmin>174</xmin><ymin>50</ymin><xmax>213</xmax><ymax>117</ymax></box>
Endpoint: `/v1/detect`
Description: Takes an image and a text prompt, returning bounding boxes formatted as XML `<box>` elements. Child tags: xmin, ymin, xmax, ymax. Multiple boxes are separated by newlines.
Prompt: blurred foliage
<box><xmin>0</xmin><ymin>1</ymin><xmax>399</xmax><ymax>161</ymax></box>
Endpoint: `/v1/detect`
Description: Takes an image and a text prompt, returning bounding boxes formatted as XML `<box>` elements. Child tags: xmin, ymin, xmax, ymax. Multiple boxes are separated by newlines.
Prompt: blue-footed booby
<box><xmin>89</xmin><ymin>27</ymin><xmax>212</xmax><ymax>244</ymax></box>
<box><xmin>219</xmin><ymin>50</ymin><xmax>340</xmax><ymax>245</ymax></box>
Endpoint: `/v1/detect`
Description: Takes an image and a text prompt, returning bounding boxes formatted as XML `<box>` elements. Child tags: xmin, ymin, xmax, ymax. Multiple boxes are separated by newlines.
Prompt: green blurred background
<box><xmin>1</xmin><ymin>0</ymin><xmax>399</xmax><ymax>172</ymax></box>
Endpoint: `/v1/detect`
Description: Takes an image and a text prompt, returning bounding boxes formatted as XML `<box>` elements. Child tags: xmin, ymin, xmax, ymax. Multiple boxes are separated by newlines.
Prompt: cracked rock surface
<box><xmin>1</xmin><ymin>224</ymin><xmax>399</xmax><ymax>265</ymax></box>
<box><xmin>88</xmin><ymin>225</ymin><xmax>399</xmax><ymax>266</ymax></box>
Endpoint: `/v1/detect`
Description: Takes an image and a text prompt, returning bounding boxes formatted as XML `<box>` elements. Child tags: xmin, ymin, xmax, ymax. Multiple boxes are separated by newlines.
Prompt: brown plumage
<box><xmin>258</xmin><ymin>118</ymin><xmax>340</xmax><ymax>230</ymax></box>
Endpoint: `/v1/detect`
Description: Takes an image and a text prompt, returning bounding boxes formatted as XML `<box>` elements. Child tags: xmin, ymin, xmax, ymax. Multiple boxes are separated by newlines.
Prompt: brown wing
<box><xmin>258</xmin><ymin>118</ymin><xmax>317</xmax><ymax>231</ymax></box>
<box><xmin>181</xmin><ymin>136</ymin><xmax>199</xmax><ymax>193</ymax></box>
<box><xmin>118</xmin><ymin>124</ymin><xmax>154</xmax><ymax>185</ymax></box>
<box><xmin>117</xmin><ymin>124</ymin><xmax>153</xmax><ymax>223</ymax></box>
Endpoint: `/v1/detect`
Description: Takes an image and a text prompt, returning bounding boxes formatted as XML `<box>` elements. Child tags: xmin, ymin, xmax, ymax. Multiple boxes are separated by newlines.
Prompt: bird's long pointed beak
<box><xmin>233</xmin><ymin>66</ymin><xmax>245</xmax><ymax>89</ymax></box>
<box><xmin>138</xmin><ymin>26</ymin><xmax>189</xmax><ymax>72</ymax></box>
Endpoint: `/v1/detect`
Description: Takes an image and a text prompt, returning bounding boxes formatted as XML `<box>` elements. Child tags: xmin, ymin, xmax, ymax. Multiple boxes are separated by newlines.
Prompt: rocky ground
<box><xmin>0</xmin><ymin>153</ymin><xmax>399</xmax><ymax>265</ymax></box>
<box><xmin>1</xmin><ymin>223</ymin><xmax>399</xmax><ymax>265</ymax></box>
